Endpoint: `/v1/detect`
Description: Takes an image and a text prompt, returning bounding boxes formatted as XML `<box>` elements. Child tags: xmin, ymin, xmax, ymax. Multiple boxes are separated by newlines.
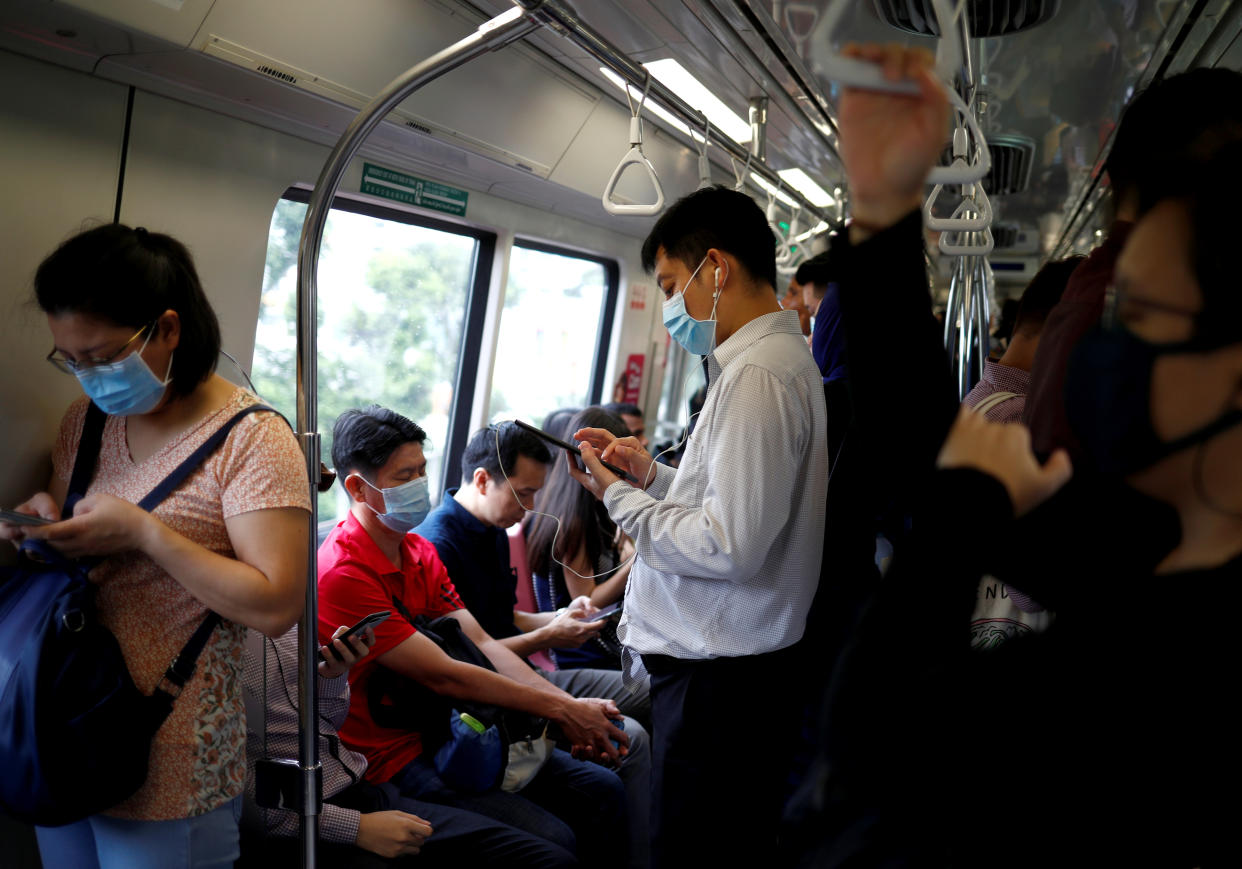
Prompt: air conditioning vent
<box><xmin>871</xmin><ymin>0</ymin><xmax>1060</xmax><ymax>38</ymax></box>
<box><xmin>983</xmin><ymin>135</ymin><xmax>1036</xmax><ymax>195</ymax></box>
<box><xmin>405</xmin><ymin>120</ymin><xmax>433</xmax><ymax>135</ymax></box>
<box><xmin>991</xmin><ymin>224</ymin><xmax>1020</xmax><ymax>249</ymax></box>
<box><xmin>256</xmin><ymin>64</ymin><xmax>296</xmax><ymax>85</ymax></box>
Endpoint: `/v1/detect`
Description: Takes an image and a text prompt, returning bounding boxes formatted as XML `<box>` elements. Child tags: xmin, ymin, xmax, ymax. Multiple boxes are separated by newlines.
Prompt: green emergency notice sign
<box><xmin>361</xmin><ymin>162</ymin><xmax>468</xmax><ymax>216</ymax></box>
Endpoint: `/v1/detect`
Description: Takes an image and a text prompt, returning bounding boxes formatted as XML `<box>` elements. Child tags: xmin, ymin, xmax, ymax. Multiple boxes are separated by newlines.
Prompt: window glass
<box><xmin>490</xmin><ymin>245</ymin><xmax>610</xmax><ymax>425</ymax></box>
<box><xmin>253</xmin><ymin>197</ymin><xmax>478</xmax><ymax>525</ymax></box>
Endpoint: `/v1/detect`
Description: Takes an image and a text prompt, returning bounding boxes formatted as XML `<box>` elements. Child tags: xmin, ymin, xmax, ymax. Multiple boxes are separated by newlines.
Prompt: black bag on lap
<box><xmin>367</xmin><ymin>601</ymin><xmax>548</xmax><ymax>751</ymax></box>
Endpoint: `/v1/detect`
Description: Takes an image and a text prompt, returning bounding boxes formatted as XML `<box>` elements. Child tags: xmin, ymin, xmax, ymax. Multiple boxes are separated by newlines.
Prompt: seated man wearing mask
<box><xmin>567</xmin><ymin>186</ymin><xmax>828</xmax><ymax>869</ymax></box>
<box><xmin>318</xmin><ymin>406</ymin><xmax>631</xmax><ymax>868</ymax></box>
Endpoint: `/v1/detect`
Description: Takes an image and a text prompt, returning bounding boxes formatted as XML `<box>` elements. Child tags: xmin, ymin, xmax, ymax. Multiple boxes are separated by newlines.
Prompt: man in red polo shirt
<box><xmin>318</xmin><ymin>405</ymin><xmax>629</xmax><ymax>868</ymax></box>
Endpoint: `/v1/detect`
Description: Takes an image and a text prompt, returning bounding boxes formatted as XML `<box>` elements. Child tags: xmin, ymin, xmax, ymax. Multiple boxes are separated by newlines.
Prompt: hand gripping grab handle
<box><xmin>602</xmin><ymin>77</ymin><xmax>665</xmax><ymax>217</ymax></box>
<box><xmin>818</xmin><ymin>0</ymin><xmax>962</xmax><ymax>96</ymax></box>
<box><xmin>819</xmin><ymin>0</ymin><xmax>989</xmax><ymax>185</ymax></box>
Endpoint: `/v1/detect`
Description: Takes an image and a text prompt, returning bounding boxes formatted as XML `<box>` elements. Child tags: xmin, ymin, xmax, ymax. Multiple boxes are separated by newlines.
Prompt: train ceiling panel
<box><xmin>53</xmin><ymin>0</ymin><xmax>216</xmax><ymax>47</ymax></box>
<box><xmin>197</xmin><ymin>0</ymin><xmax>601</xmax><ymax>179</ymax></box>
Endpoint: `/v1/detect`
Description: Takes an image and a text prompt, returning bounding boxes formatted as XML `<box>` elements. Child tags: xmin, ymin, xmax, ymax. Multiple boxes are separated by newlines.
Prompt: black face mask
<box><xmin>1065</xmin><ymin>327</ymin><xmax>1242</xmax><ymax>476</ymax></box>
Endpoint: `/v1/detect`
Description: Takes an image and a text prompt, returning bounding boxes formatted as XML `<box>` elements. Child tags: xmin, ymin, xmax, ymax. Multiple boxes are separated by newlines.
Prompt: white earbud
<box><xmin>713</xmin><ymin>266</ymin><xmax>721</xmax><ymax>290</ymax></box>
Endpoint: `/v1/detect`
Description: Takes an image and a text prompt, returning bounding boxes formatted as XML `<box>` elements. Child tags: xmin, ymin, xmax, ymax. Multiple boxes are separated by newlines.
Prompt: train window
<box><xmin>489</xmin><ymin>240</ymin><xmax>620</xmax><ymax>424</ymax></box>
<box><xmin>252</xmin><ymin>190</ymin><xmax>490</xmax><ymax>526</ymax></box>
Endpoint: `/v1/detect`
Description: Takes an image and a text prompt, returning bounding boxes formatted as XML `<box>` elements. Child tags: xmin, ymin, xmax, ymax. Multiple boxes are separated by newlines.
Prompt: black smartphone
<box><xmin>318</xmin><ymin>610</ymin><xmax>390</xmax><ymax>663</ymax></box>
<box><xmin>513</xmin><ymin>420</ymin><xmax>639</xmax><ymax>483</ymax></box>
<box><xmin>0</xmin><ymin>509</ymin><xmax>53</xmax><ymax>527</ymax></box>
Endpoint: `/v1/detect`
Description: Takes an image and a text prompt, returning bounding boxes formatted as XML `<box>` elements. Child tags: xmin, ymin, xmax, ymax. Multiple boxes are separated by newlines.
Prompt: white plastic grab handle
<box><xmin>819</xmin><ymin>0</ymin><xmax>962</xmax><ymax>95</ymax></box>
<box><xmin>603</xmin><ymin>115</ymin><xmax>665</xmax><ymax>216</ymax></box>
<box><xmin>939</xmin><ymin>227</ymin><xmax>994</xmax><ymax>256</ymax></box>
<box><xmin>603</xmin><ymin>147</ymin><xmax>666</xmax><ymax>216</ymax></box>
<box><xmin>928</xmin><ymin>90</ymin><xmax>991</xmax><ymax>185</ymax></box>
<box><xmin>924</xmin><ymin>185</ymin><xmax>992</xmax><ymax>231</ymax></box>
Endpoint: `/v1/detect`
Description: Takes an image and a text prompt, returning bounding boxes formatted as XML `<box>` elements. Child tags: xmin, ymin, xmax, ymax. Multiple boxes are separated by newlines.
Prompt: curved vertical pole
<box><xmin>973</xmin><ymin>255</ymin><xmax>990</xmax><ymax>384</ymax></box>
<box><xmin>291</xmin><ymin>7</ymin><xmax>539</xmax><ymax>867</ymax></box>
<box><xmin>958</xmin><ymin>252</ymin><xmax>973</xmax><ymax>400</ymax></box>
<box><xmin>943</xmin><ymin>256</ymin><xmax>962</xmax><ymax>354</ymax></box>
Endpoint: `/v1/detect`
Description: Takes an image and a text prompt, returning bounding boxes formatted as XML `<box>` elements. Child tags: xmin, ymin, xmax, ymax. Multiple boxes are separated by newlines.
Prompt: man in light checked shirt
<box><xmin>568</xmin><ymin>186</ymin><xmax>828</xmax><ymax>869</ymax></box>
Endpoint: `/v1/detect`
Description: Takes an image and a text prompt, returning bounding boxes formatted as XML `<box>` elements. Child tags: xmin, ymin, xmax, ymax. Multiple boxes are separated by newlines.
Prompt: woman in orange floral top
<box><xmin>0</xmin><ymin>224</ymin><xmax>310</xmax><ymax>869</ymax></box>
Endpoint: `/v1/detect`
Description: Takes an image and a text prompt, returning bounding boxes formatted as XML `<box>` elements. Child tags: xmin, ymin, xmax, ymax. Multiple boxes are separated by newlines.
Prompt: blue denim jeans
<box><xmin>395</xmin><ymin>747</ymin><xmax>626</xmax><ymax>868</ymax></box>
<box><xmin>35</xmin><ymin>796</ymin><xmax>241</xmax><ymax>869</ymax></box>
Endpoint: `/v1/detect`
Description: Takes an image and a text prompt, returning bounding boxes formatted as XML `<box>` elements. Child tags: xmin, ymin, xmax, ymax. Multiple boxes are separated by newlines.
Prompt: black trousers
<box><xmin>238</xmin><ymin>779</ymin><xmax>575</xmax><ymax>869</ymax></box>
<box><xmin>643</xmin><ymin>645</ymin><xmax>802</xmax><ymax>869</ymax></box>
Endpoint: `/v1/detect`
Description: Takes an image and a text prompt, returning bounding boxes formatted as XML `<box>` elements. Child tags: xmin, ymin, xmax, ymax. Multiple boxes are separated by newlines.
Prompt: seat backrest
<box><xmin>507</xmin><ymin>524</ymin><xmax>555</xmax><ymax>671</ymax></box>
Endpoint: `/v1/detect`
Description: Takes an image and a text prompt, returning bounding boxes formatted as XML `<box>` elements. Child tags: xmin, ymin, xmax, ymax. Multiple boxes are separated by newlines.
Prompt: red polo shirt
<box><xmin>317</xmin><ymin>511</ymin><xmax>464</xmax><ymax>784</ymax></box>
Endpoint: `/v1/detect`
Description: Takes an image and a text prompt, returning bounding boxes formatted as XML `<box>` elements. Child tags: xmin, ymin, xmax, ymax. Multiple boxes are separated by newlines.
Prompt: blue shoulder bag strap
<box><xmin>141</xmin><ymin>402</ymin><xmax>283</xmax><ymax>703</ymax></box>
<box><xmin>66</xmin><ymin>402</ymin><xmax>283</xmax><ymax>704</ymax></box>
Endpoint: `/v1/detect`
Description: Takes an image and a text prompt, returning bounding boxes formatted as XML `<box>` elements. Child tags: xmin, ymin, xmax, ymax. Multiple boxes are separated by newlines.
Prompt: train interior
<box><xmin>2</xmin><ymin>0</ymin><xmax>1240</xmax><ymax>864</ymax></box>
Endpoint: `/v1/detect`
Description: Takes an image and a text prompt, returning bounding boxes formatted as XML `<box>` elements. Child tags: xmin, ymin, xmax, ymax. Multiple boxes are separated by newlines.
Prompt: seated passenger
<box><xmin>316</xmin><ymin>406</ymin><xmax>630</xmax><ymax>868</ymax></box>
<box><xmin>415</xmin><ymin>420</ymin><xmax>652</xmax><ymax>867</ymax></box>
<box><xmin>962</xmin><ymin>256</ymin><xmax>1084</xmax><ymax>423</ymax></box>
<box><xmin>600</xmin><ymin>402</ymin><xmax>650</xmax><ymax>449</ymax></box>
<box><xmin>241</xmin><ymin>624</ymin><xmax>574</xmax><ymax>868</ymax></box>
<box><xmin>542</xmin><ymin>407</ymin><xmax>581</xmax><ymax>442</ymax></box>
<box><xmin>790</xmin><ymin>43</ymin><xmax>1242</xmax><ymax>869</ymax></box>
<box><xmin>525</xmin><ymin>407</ymin><xmax>636</xmax><ymax>671</ymax></box>
<box><xmin>1</xmin><ymin>224</ymin><xmax>310</xmax><ymax>869</ymax></box>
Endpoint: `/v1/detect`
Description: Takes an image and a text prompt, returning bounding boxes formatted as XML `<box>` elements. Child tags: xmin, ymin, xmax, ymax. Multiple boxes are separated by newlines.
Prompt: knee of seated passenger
<box><xmin>619</xmin><ymin>716</ymin><xmax>649</xmax><ymax>762</ymax></box>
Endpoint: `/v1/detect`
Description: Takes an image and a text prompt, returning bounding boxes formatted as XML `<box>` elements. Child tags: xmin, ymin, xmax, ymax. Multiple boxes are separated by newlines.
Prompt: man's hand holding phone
<box><xmin>573</xmin><ymin>428</ymin><xmax>656</xmax><ymax>493</ymax></box>
<box><xmin>317</xmin><ymin>615</ymin><xmax>383</xmax><ymax>679</ymax></box>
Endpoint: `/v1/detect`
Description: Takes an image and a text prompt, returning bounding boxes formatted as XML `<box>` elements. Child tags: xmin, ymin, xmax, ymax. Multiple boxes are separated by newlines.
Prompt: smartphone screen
<box><xmin>0</xmin><ymin>509</ymin><xmax>53</xmax><ymax>527</ymax></box>
<box><xmin>513</xmin><ymin>420</ymin><xmax>638</xmax><ymax>483</ymax></box>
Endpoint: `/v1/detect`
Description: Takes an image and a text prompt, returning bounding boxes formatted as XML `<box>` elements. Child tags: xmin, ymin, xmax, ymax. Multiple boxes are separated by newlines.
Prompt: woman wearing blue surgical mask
<box><xmin>0</xmin><ymin>223</ymin><xmax>311</xmax><ymax>869</ymax></box>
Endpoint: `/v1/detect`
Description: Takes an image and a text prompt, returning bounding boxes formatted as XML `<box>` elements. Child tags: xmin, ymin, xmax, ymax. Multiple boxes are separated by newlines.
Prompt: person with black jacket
<box><xmin>787</xmin><ymin>43</ymin><xmax>1242</xmax><ymax>868</ymax></box>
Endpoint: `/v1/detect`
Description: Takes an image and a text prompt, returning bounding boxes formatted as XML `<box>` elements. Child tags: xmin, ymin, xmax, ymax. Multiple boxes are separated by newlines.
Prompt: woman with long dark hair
<box><xmin>525</xmin><ymin>406</ymin><xmax>633</xmax><ymax>669</ymax></box>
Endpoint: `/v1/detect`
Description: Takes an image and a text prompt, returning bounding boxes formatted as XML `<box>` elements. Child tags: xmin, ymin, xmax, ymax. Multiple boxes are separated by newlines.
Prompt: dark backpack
<box><xmin>0</xmin><ymin>401</ymin><xmax>278</xmax><ymax>826</ymax></box>
<box><xmin>366</xmin><ymin>598</ymin><xmax>548</xmax><ymax>786</ymax></box>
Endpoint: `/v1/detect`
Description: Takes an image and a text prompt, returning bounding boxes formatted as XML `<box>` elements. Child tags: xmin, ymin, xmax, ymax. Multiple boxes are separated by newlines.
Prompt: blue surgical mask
<box><xmin>663</xmin><ymin>255</ymin><xmax>721</xmax><ymax>357</ymax></box>
<box><xmin>74</xmin><ymin>327</ymin><xmax>173</xmax><ymax>416</ymax></box>
<box><xmin>352</xmin><ymin>473</ymin><xmax>431</xmax><ymax>533</ymax></box>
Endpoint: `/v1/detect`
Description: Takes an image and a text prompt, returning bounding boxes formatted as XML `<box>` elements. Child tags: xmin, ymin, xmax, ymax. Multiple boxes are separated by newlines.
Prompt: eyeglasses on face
<box><xmin>46</xmin><ymin>321</ymin><xmax>154</xmax><ymax>375</ymax></box>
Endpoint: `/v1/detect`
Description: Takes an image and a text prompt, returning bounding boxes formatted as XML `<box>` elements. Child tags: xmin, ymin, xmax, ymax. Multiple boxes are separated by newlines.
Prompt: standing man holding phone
<box><xmin>567</xmin><ymin>186</ymin><xmax>828</xmax><ymax>869</ymax></box>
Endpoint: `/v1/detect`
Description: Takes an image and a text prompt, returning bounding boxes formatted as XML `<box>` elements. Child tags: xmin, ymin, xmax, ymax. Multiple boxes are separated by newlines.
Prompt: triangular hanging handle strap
<box><xmin>603</xmin><ymin>73</ymin><xmax>665</xmax><ymax>216</ymax></box>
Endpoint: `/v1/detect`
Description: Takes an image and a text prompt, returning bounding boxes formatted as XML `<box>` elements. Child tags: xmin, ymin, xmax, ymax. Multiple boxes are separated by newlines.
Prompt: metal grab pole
<box><xmin>291</xmin><ymin>6</ymin><xmax>539</xmax><ymax>867</ymax></box>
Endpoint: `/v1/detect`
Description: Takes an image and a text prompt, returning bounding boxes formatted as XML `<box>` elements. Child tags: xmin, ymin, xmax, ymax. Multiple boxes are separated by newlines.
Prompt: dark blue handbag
<box><xmin>0</xmin><ymin>401</ymin><xmax>276</xmax><ymax>826</ymax></box>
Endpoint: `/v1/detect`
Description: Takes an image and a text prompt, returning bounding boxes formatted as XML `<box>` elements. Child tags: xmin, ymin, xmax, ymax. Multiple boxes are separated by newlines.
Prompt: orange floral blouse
<box><xmin>52</xmin><ymin>388</ymin><xmax>311</xmax><ymax>820</ymax></box>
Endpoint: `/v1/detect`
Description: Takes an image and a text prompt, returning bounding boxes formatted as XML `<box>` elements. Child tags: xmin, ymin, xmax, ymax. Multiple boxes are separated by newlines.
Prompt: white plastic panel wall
<box><xmin>0</xmin><ymin>49</ymin><xmax>127</xmax><ymax>542</ymax></box>
<box><xmin>54</xmin><ymin>0</ymin><xmax>217</xmax><ymax>47</ymax></box>
<box><xmin>197</xmin><ymin>0</ymin><xmax>601</xmax><ymax>178</ymax></box>
<box><xmin>117</xmin><ymin>89</ymin><xmax>331</xmax><ymax>372</ymax></box>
